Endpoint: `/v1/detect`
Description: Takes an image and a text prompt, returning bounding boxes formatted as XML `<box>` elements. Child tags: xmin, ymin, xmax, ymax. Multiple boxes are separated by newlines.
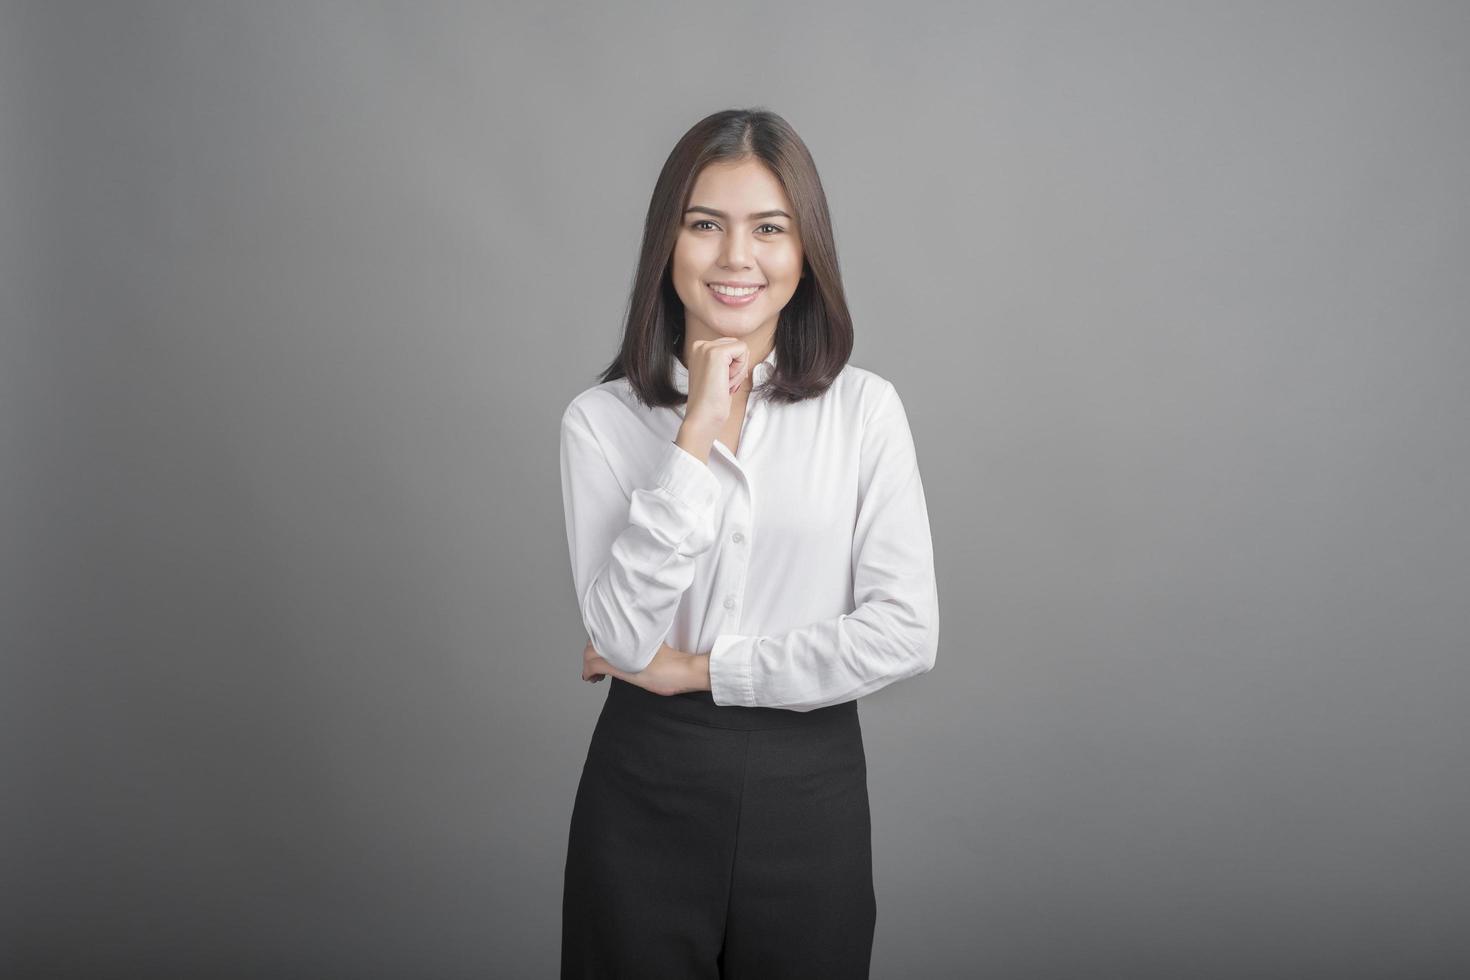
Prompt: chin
<box><xmin>712</xmin><ymin>316</ymin><xmax>762</xmax><ymax>332</ymax></box>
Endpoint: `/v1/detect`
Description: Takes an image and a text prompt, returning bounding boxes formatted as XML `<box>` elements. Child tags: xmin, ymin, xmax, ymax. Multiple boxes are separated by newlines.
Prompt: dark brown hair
<box><xmin>596</xmin><ymin>107</ymin><xmax>854</xmax><ymax>408</ymax></box>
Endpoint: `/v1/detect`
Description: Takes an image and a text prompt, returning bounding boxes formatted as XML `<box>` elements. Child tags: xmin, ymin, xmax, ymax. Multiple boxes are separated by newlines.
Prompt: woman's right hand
<box><xmin>582</xmin><ymin>639</ymin><xmax>606</xmax><ymax>683</ymax></box>
<box><xmin>682</xmin><ymin>337</ymin><xmax>749</xmax><ymax>432</ymax></box>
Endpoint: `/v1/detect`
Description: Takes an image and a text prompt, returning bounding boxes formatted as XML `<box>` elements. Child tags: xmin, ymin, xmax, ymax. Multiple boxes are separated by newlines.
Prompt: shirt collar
<box><xmin>671</xmin><ymin>345</ymin><xmax>779</xmax><ymax>397</ymax></box>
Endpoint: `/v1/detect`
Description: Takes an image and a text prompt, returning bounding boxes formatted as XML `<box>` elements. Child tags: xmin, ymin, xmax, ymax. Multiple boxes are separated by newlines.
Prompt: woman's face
<box><xmin>671</xmin><ymin>158</ymin><xmax>805</xmax><ymax>351</ymax></box>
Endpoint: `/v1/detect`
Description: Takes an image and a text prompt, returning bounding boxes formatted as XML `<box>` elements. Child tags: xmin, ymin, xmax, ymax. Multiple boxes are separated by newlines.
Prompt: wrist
<box><xmin>676</xmin><ymin>420</ymin><xmax>718</xmax><ymax>459</ymax></box>
<box><xmin>688</xmin><ymin>653</ymin><xmax>711</xmax><ymax>693</ymax></box>
<box><xmin>678</xmin><ymin>412</ymin><xmax>718</xmax><ymax>430</ymax></box>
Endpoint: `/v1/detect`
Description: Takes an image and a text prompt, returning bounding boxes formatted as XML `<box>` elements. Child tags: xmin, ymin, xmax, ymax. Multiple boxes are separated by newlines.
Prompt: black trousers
<box><xmin>561</xmin><ymin>676</ymin><xmax>876</xmax><ymax>979</ymax></box>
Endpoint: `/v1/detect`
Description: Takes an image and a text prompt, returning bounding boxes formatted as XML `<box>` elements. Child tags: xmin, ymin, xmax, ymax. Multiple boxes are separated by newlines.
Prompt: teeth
<box><xmin>710</xmin><ymin>284</ymin><xmax>762</xmax><ymax>297</ymax></box>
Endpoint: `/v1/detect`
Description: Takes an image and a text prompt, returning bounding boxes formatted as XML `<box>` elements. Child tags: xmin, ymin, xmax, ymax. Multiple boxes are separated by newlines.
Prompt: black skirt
<box><xmin>561</xmin><ymin>676</ymin><xmax>876</xmax><ymax>979</ymax></box>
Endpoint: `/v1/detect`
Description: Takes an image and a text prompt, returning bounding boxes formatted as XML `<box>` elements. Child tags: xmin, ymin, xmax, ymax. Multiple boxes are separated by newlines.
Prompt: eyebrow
<box><xmin>684</xmin><ymin>206</ymin><xmax>792</xmax><ymax>220</ymax></box>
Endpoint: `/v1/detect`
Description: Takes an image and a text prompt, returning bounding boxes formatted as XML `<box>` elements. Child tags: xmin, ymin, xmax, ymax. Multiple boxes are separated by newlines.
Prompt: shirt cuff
<box><xmin>654</xmin><ymin>440</ymin><xmax>721</xmax><ymax>512</ymax></box>
<box><xmin>709</xmin><ymin>633</ymin><xmax>757</xmax><ymax>707</ymax></box>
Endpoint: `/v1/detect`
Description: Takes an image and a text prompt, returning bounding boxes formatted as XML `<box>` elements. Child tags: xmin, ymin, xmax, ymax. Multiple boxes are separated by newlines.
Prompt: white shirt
<box><xmin>558</xmin><ymin>345</ymin><xmax>939</xmax><ymax>712</ymax></box>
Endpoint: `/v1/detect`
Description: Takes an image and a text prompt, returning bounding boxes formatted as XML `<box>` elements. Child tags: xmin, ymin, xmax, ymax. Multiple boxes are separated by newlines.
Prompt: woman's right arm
<box><xmin>559</xmin><ymin>403</ymin><xmax>723</xmax><ymax>673</ymax></box>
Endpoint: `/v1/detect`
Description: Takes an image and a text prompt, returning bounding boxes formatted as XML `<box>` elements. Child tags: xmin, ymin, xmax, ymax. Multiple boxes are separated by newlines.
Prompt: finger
<box><xmin>727</xmin><ymin>351</ymin><xmax>748</xmax><ymax>378</ymax></box>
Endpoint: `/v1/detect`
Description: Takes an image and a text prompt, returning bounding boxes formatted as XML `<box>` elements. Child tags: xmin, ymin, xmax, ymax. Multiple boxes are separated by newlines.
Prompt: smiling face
<box><xmin>670</xmin><ymin>157</ymin><xmax>805</xmax><ymax>360</ymax></box>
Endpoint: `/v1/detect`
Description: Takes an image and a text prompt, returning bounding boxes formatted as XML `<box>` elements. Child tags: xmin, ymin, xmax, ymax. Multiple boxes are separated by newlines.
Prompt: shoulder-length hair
<box><xmin>597</xmin><ymin>107</ymin><xmax>854</xmax><ymax>408</ymax></box>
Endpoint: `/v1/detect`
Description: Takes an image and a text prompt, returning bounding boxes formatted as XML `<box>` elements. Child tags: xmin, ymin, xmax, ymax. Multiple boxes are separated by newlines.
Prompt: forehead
<box><xmin>688</xmin><ymin>159</ymin><xmax>793</xmax><ymax>210</ymax></box>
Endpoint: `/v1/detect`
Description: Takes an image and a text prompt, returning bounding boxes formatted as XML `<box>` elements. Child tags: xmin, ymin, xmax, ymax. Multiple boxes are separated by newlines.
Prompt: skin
<box><xmin>582</xmin><ymin>157</ymin><xmax>806</xmax><ymax>695</ymax></box>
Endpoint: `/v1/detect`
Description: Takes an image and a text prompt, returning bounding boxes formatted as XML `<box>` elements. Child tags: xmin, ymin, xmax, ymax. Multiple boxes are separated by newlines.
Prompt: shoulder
<box><xmin>834</xmin><ymin>361</ymin><xmax>897</xmax><ymax>395</ymax></box>
<box><xmin>830</xmin><ymin>362</ymin><xmax>901</xmax><ymax>422</ymax></box>
<box><xmin>559</xmin><ymin>378</ymin><xmax>670</xmax><ymax>477</ymax></box>
<box><xmin>561</xmin><ymin>378</ymin><xmax>638</xmax><ymax>433</ymax></box>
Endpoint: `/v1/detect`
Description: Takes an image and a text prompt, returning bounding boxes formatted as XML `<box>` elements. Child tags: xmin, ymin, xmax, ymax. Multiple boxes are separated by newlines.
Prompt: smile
<box><xmin>707</xmin><ymin>283</ymin><xmax>765</xmax><ymax>306</ymax></box>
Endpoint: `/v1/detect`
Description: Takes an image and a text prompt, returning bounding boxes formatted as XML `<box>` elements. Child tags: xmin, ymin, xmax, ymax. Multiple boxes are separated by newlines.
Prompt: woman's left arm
<box><xmin>705</xmin><ymin>381</ymin><xmax>940</xmax><ymax>712</ymax></box>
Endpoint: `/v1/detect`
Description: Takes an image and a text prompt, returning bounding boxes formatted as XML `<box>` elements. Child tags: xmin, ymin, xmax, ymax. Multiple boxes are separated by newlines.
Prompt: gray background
<box><xmin>4</xmin><ymin>1</ymin><xmax>1468</xmax><ymax>977</ymax></box>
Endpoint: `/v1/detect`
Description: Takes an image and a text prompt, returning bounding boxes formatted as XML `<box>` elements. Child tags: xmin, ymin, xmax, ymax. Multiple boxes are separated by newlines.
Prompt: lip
<box><xmin>706</xmin><ymin>283</ymin><xmax>765</xmax><ymax>307</ymax></box>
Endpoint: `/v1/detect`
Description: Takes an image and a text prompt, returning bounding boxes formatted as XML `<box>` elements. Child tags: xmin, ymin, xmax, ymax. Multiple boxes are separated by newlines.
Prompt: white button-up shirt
<box><xmin>559</xmin><ymin>346</ymin><xmax>939</xmax><ymax>711</ymax></box>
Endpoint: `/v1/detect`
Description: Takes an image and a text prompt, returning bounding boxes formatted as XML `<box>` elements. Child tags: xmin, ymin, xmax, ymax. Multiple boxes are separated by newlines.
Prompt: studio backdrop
<box><xmin>4</xmin><ymin>2</ymin><xmax>1468</xmax><ymax>977</ymax></box>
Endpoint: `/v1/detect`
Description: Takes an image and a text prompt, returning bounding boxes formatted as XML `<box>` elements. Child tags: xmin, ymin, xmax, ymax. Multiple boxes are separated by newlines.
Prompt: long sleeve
<box><xmin>559</xmin><ymin>405</ymin><xmax>723</xmax><ymax>672</ymax></box>
<box><xmin>707</xmin><ymin>381</ymin><xmax>940</xmax><ymax>711</ymax></box>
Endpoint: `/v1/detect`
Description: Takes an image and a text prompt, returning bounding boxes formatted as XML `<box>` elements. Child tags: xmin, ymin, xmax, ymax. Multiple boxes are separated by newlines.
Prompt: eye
<box><xmin>690</xmin><ymin>219</ymin><xmax>718</xmax><ymax>231</ymax></box>
<box><xmin>757</xmin><ymin>224</ymin><xmax>784</xmax><ymax>234</ymax></box>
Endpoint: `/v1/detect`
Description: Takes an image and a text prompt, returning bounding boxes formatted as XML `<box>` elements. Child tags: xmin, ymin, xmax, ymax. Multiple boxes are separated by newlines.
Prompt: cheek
<box><xmin>769</xmin><ymin>245</ymin><xmax>804</xmax><ymax>282</ymax></box>
<box><xmin>673</xmin><ymin>237</ymin><xmax>712</xmax><ymax>279</ymax></box>
<box><xmin>669</xmin><ymin>241</ymin><xmax>707</xmax><ymax>305</ymax></box>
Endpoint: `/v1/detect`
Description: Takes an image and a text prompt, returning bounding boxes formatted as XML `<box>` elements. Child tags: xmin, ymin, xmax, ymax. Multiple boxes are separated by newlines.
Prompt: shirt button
<box><xmin>723</xmin><ymin>595</ymin><xmax>736</xmax><ymax>610</ymax></box>
<box><xmin>731</xmin><ymin>531</ymin><xmax>744</xmax><ymax>544</ymax></box>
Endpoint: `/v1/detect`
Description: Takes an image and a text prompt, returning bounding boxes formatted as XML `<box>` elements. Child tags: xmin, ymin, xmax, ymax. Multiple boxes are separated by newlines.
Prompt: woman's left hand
<box><xmin>581</xmin><ymin>640</ymin><xmax>707</xmax><ymax>696</ymax></box>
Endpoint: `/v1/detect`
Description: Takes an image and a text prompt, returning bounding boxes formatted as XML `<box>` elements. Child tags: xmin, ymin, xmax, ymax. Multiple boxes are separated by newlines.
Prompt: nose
<box><xmin>719</xmin><ymin>230</ymin><xmax>752</xmax><ymax>270</ymax></box>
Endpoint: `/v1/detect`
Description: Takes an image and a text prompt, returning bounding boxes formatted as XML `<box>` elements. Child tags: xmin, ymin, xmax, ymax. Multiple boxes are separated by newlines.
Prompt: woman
<box><xmin>558</xmin><ymin>107</ymin><xmax>940</xmax><ymax>979</ymax></box>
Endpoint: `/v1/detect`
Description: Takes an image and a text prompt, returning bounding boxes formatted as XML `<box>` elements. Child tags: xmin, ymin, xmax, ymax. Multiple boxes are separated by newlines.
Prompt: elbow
<box><xmin>914</xmin><ymin>618</ymin><xmax>939</xmax><ymax>676</ymax></box>
<box><xmin>897</xmin><ymin>574</ymin><xmax>939</xmax><ymax>678</ymax></box>
<box><xmin>886</xmin><ymin>613</ymin><xmax>938</xmax><ymax>682</ymax></box>
<box><xmin>585</xmin><ymin>630</ymin><xmax>659</xmax><ymax>675</ymax></box>
<box><xmin>910</xmin><ymin>593</ymin><xmax>939</xmax><ymax>676</ymax></box>
<box><xmin>617</xmin><ymin>641</ymin><xmax>661</xmax><ymax>674</ymax></box>
<box><xmin>917</xmin><ymin>620</ymin><xmax>940</xmax><ymax>675</ymax></box>
<box><xmin>580</xmin><ymin>583</ymin><xmax>662</xmax><ymax>674</ymax></box>
<box><xmin>581</xmin><ymin>615</ymin><xmax>660</xmax><ymax>674</ymax></box>
<box><xmin>877</xmin><ymin>592</ymin><xmax>939</xmax><ymax>681</ymax></box>
<box><xmin>591</xmin><ymin>640</ymin><xmax>633</xmax><ymax>674</ymax></box>
<box><xmin>919</xmin><ymin>579</ymin><xmax>940</xmax><ymax>673</ymax></box>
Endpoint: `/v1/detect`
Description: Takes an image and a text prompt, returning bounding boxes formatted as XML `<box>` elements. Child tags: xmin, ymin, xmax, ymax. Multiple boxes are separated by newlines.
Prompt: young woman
<box><xmin>558</xmin><ymin>107</ymin><xmax>940</xmax><ymax>979</ymax></box>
